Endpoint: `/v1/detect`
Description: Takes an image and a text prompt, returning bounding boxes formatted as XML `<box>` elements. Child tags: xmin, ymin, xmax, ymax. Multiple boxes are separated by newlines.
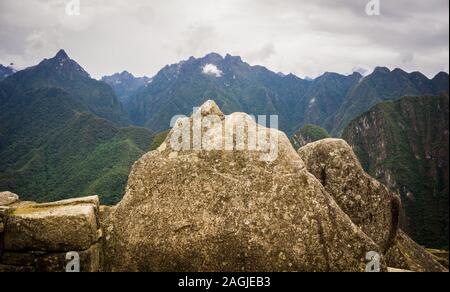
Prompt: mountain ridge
<box><xmin>343</xmin><ymin>94</ymin><xmax>449</xmax><ymax>248</ymax></box>
<box><xmin>1</xmin><ymin>49</ymin><xmax>448</xmax><ymax>207</ymax></box>
<box><xmin>331</xmin><ymin>67</ymin><xmax>448</xmax><ymax>135</ymax></box>
<box><xmin>0</xmin><ymin>64</ymin><xmax>16</xmax><ymax>81</ymax></box>
<box><xmin>120</xmin><ymin>52</ymin><xmax>448</xmax><ymax>136</ymax></box>
<box><xmin>1</xmin><ymin>50</ymin><xmax>129</xmax><ymax>126</ymax></box>
<box><xmin>0</xmin><ymin>50</ymin><xmax>155</xmax><ymax>204</ymax></box>
<box><xmin>101</xmin><ymin>71</ymin><xmax>152</xmax><ymax>103</ymax></box>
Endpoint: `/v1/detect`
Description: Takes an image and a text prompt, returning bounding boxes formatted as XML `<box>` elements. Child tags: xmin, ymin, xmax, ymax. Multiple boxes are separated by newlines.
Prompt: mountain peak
<box><xmin>224</xmin><ymin>54</ymin><xmax>243</xmax><ymax>63</ymax></box>
<box><xmin>433</xmin><ymin>71</ymin><xmax>449</xmax><ymax>79</ymax></box>
<box><xmin>55</xmin><ymin>49</ymin><xmax>69</xmax><ymax>60</ymax></box>
<box><xmin>31</xmin><ymin>49</ymin><xmax>91</xmax><ymax>79</ymax></box>
<box><xmin>392</xmin><ymin>68</ymin><xmax>408</xmax><ymax>75</ymax></box>
<box><xmin>0</xmin><ymin>64</ymin><xmax>16</xmax><ymax>80</ymax></box>
<box><xmin>373</xmin><ymin>67</ymin><xmax>391</xmax><ymax>74</ymax></box>
<box><xmin>118</xmin><ymin>70</ymin><xmax>135</xmax><ymax>78</ymax></box>
<box><xmin>350</xmin><ymin>71</ymin><xmax>363</xmax><ymax>78</ymax></box>
<box><xmin>121</xmin><ymin>70</ymin><xmax>131</xmax><ymax>75</ymax></box>
<box><xmin>204</xmin><ymin>52</ymin><xmax>223</xmax><ymax>59</ymax></box>
<box><xmin>321</xmin><ymin>72</ymin><xmax>338</xmax><ymax>78</ymax></box>
<box><xmin>202</xmin><ymin>52</ymin><xmax>223</xmax><ymax>63</ymax></box>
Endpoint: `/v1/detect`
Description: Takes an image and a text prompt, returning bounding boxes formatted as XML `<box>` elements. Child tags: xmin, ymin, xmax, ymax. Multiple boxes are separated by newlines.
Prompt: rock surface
<box><xmin>0</xmin><ymin>101</ymin><xmax>445</xmax><ymax>272</ymax></box>
<box><xmin>385</xmin><ymin>230</ymin><xmax>447</xmax><ymax>272</ymax></box>
<box><xmin>103</xmin><ymin>100</ymin><xmax>381</xmax><ymax>272</ymax></box>
<box><xmin>0</xmin><ymin>196</ymin><xmax>101</xmax><ymax>272</ymax></box>
<box><xmin>426</xmin><ymin>249</ymin><xmax>449</xmax><ymax>269</ymax></box>
<box><xmin>298</xmin><ymin>139</ymin><xmax>401</xmax><ymax>252</ymax></box>
<box><xmin>0</xmin><ymin>191</ymin><xmax>19</xmax><ymax>206</ymax></box>
<box><xmin>4</xmin><ymin>204</ymin><xmax>97</xmax><ymax>251</ymax></box>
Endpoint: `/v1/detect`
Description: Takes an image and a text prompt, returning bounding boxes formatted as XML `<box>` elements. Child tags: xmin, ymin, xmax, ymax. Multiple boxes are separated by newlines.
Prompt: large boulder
<box><xmin>298</xmin><ymin>139</ymin><xmax>446</xmax><ymax>272</ymax></box>
<box><xmin>103</xmin><ymin>101</ymin><xmax>381</xmax><ymax>272</ymax></box>
<box><xmin>298</xmin><ymin>139</ymin><xmax>401</xmax><ymax>252</ymax></box>
<box><xmin>0</xmin><ymin>191</ymin><xmax>19</xmax><ymax>206</ymax></box>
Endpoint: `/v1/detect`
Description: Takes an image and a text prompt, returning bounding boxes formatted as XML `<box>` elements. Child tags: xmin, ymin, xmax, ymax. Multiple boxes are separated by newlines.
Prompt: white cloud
<box><xmin>352</xmin><ymin>67</ymin><xmax>368</xmax><ymax>76</ymax></box>
<box><xmin>202</xmin><ymin>63</ymin><xmax>223</xmax><ymax>77</ymax></box>
<box><xmin>246</xmin><ymin>42</ymin><xmax>276</xmax><ymax>63</ymax></box>
<box><xmin>0</xmin><ymin>0</ymin><xmax>448</xmax><ymax>78</ymax></box>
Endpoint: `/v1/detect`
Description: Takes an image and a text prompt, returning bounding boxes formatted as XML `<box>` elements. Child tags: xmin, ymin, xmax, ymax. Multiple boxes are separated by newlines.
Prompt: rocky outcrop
<box><xmin>385</xmin><ymin>230</ymin><xmax>447</xmax><ymax>272</ymax></box>
<box><xmin>427</xmin><ymin>249</ymin><xmax>449</xmax><ymax>269</ymax></box>
<box><xmin>298</xmin><ymin>139</ymin><xmax>401</xmax><ymax>252</ymax></box>
<box><xmin>102</xmin><ymin>100</ymin><xmax>383</xmax><ymax>272</ymax></box>
<box><xmin>0</xmin><ymin>195</ymin><xmax>101</xmax><ymax>272</ymax></box>
<box><xmin>0</xmin><ymin>101</ymin><xmax>446</xmax><ymax>272</ymax></box>
<box><xmin>298</xmin><ymin>138</ymin><xmax>446</xmax><ymax>272</ymax></box>
<box><xmin>0</xmin><ymin>192</ymin><xmax>19</xmax><ymax>206</ymax></box>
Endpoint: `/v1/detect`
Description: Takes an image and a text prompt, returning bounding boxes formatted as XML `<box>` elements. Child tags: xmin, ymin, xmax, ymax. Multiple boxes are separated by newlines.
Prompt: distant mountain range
<box><xmin>101</xmin><ymin>71</ymin><xmax>151</xmax><ymax>103</ymax></box>
<box><xmin>332</xmin><ymin>68</ymin><xmax>449</xmax><ymax>136</ymax></box>
<box><xmin>123</xmin><ymin>53</ymin><xmax>310</xmax><ymax>134</ymax></box>
<box><xmin>0</xmin><ymin>50</ymin><xmax>154</xmax><ymax>204</ymax></box>
<box><xmin>1</xmin><ymin>50</ymin><xmax>128</xmax><ymax>125</ymax></box>
<box><xmin>118</xmin><ymin>52</ymin><xmax>448</xmax><ymax>136</ymax></box>
<box><xmin>0</xmin><ymin>49</ymin><xmax>448</xmax><ymax>207</ymax></box>
<box><xmin>343</xmin><ymin>94</ymin><xmax>449</xmax><ymax>249</ymax></box>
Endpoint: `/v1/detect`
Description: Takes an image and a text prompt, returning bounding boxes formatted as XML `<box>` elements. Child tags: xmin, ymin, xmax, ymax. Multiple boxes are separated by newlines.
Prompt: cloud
<box><xmin>352</xmin><ymin>67</ymin><xmax>368</xmax><ymax>76</ymax></box>
<box><xmin>202</xmin><ymin>63</ymin><xmax>223</xmax><ymax>77</ymax></box>
<box><xmin>246</xmin><ymin>42</ymin><xmax>276</xmax><ymax>63</ymax></box>
<box><xmin>176</xmin><ymin>23</ymin><xmax>218</xmax><ymax>58</ymax></box>
<box><xmin>0</xmin><ymin>0</ymin><xmax>448</xmax><ymax>78</ymax></box>
<box><xmin>400</xmin><ymin>52</ymin><xmax>415</xmax><ymax>64</ymax></box>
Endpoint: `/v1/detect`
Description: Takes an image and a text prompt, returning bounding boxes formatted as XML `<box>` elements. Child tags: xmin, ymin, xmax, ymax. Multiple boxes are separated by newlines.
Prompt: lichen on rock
<box><xmin>298</xmin><ymin>138</ymin><xmax>401</xmax><ymax>252</ymax></box>
<box><xmin>385</xmin><ymin>230</ymin><xmax>447</xmax><ymax>272</ymax></box>
<box><xmin>0</xmin><ymin>191</ymin><xmax>19</xmax><ymax>206</ymax></box>
<box><xmin>103</xmin><ymin>100</ymin><xmax>381</xmax><ymax>272</ymax></box>
<box><xmin>0</xmin><ymin>196</ymin><xmax>102</xmax><ymax>272</ymax></box>
<box><xmin>1</xmin><ymin>101</ymin><xmax>445</xmax><ymax>272</ymax></box>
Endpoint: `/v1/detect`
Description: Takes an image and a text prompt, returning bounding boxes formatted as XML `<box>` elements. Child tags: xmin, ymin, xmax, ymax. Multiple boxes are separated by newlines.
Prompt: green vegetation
<box><xmin>126</xmin><ymin>54</ymin><xmax>448</xmax><ymax>137</ymax></box>
<box><xmin>149</xmin><ymin>130</ymin><xmax>170</xmax><ymax>151</ymax></box>
<box><xmin>0</xmin><ymin>51</ymin><xmax>153</xmax><ymax>205</ymax></box>
<box><xmin>0</xmin><ymin>107</ymin><xmax>154</xmax><ymax>205</ymax></box>
<box><xmin>290</xmin><ymin>124</ymin><xmax>330</xmax><ymax>150</ymax></box>
<box><xmin>0</xmin><ymin>50</ymin><xmax>128</xmax><ymax>125</ymax></box>
<box><xmin>127</xmin><ymin>53</ymin><xmax>311</xmax><ymax>135</ymax></box>
<box><xmin>299</xmin><ymin>124</ymin><xmax>330</xmax><ymax>142</ymax></box>
<box><xmin>343</xmin><ymin>95</ymin><xmax>449</xmax><ymax>249</ymax></box>
<box><xmin>1</xmin><ymin>49</ymin><xmax>449</xmax><ymax>242</ymax></box>
<box><xmin>332</xmin><ymin>68</ymin><xmax>448</xmax><ymax>136</ymax></box>
<box><xmin>101</xmin><ymin>71</ymin><xmax>151</xmax><ymax>103</ymax></box>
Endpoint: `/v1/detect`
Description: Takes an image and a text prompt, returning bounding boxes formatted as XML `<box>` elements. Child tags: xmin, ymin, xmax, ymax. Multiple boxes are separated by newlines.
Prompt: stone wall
<box><xmin>0</xmin><ymin>193</ymin><xmax>101</xmax><ymax>272</ymax></box>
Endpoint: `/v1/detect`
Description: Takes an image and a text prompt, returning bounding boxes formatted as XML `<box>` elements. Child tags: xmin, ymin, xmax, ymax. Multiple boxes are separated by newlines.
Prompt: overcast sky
<box><xmin>0</xmin><ymin>0</ymin><xmax>448</xmax><ymax>79</ymax></box>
